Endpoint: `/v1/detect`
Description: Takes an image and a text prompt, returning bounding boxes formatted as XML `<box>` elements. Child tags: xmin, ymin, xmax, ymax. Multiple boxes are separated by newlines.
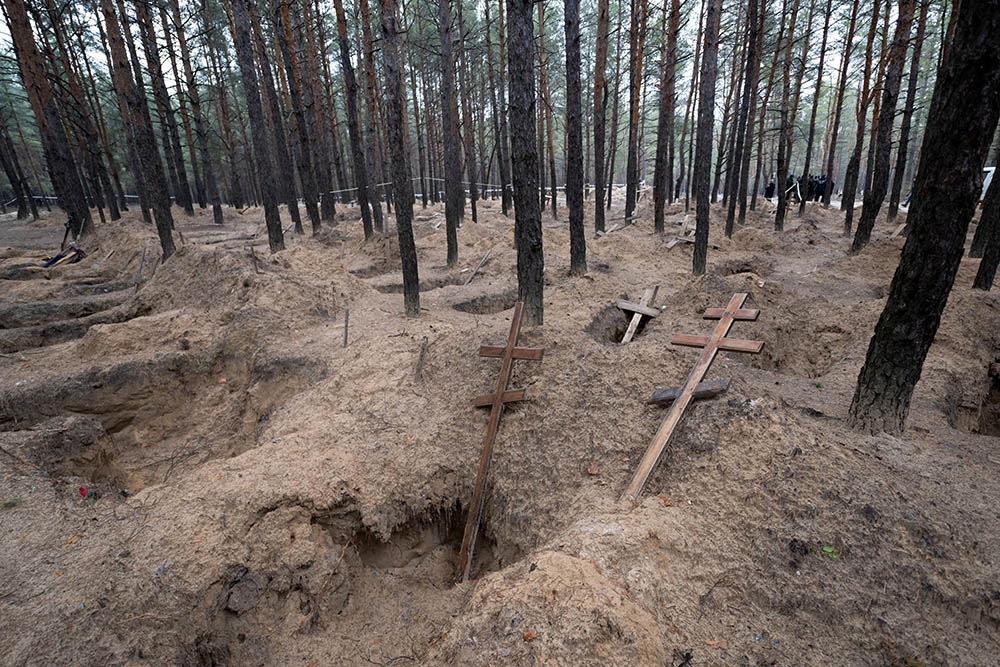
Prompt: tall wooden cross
<box><xmin>622</xmin><ymin>292</ymin><xmax>763</xmax><ymax>503</ymax></box>
<box><xmin>458</xmin><ymin>302</ymin><xmax>543</xmax><ymax>581</ymax></box>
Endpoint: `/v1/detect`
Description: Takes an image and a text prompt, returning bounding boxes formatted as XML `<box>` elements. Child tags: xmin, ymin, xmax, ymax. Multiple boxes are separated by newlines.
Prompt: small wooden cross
<box><xmin>458</xmin><ymin>302</ymin><xmax>543</xmax><ymax>581</ymax></box>
<box><xmin>623</xmin><ymin>293</ymin><xmax>763</xmax><ymax>503</ymax></box>
<box><xmin>618</xmin><ymin>285</ymin><xmax>660</xmax><ymax>344</ymax></box>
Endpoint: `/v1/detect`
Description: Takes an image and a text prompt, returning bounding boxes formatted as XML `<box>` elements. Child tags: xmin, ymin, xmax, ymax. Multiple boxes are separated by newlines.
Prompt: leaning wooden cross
<box><xmin>622</xmin><ymin>292</ymin><xmax>763</xmax><ymax>503</ymax></box>
<box><xmin>618</xmin><ymin>286</ymin><xmax>660</xmax><ymax>344</ymax></box>
<box><xmin>458</xmin><ymin>302</ymin><xmax>543</xmax><ymax>581</ymax></box>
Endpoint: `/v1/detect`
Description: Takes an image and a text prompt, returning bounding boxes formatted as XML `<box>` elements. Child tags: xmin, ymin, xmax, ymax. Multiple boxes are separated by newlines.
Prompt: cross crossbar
<box><xmin>479</xmin><ymin>345</ymin><xmax>544</xmax><ymax>360</ymax></box>
<box><xmin>703</xmin><ymin>307</ymin><xmax>759</xmax><ymax>321</ymax></box>
<box><xmin>620</xmin><ymin>286</ymin><xmax>659</xmax><ymax>344</ymax></box>
<box><xmin>671</xmin><ymin>333</ymin><xmax>764</xmax><ymax>354</ymax></box>
<box><xmin>623</xmin><ymin>293</ymin><xmax>763</xmax><ymax>502</ymax></box>
<box><xmin>458</xmin><ymin>302</ymin><xmax>542</xmax><ymax>581</ymax></box>
<box><xmin>618</xmin><ymin>300</ymin><xmax>661</xmax><ymax>319</ymax></box>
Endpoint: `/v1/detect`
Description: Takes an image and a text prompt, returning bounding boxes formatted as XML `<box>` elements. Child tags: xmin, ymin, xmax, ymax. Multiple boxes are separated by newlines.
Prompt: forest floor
<box><xmin>1</xmin><ymin>192</ymin><xmax>999</xmax><ymax>666</ymax></box>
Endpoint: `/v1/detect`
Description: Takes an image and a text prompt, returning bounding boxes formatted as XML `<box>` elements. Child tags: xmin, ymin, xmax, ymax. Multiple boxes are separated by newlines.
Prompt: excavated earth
<box><xmin>1</xmin><ymin>194</ymin><xmax>999</xmax><ymax>666</ymax></box>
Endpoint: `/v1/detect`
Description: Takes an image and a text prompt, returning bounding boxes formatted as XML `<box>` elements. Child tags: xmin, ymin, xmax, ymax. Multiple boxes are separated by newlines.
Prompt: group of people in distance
<box><xmin>763</xmin><ymin>174</ymin><xmax>834</xmax><ymax>203</ymax></box>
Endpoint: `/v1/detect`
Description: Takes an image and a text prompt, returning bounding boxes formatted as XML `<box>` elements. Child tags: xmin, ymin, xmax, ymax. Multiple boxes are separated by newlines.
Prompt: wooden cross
<box><xmin>618</xmin><ymin>286</ymin><xmax>660</xmax><ymax>344</ymax></box>
<box><xmin>458</xmin><ymin>301</ymin><xmax>543</xmax><ymax>581</ymax></box>
<box><xmin>622</xmin><ymin>292</ymin><xmax>762</xmax><ymax>503</ymax></box>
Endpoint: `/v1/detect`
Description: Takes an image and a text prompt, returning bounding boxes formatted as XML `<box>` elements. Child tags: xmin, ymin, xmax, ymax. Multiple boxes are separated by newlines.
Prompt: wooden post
<box><xmin>457</xmin><ymin>302</ymin><xmax>543</xmax><ymax>581</ymax></box>
<box><xmin>620</xmin><ymin>285</ymin><xmax>659</xmax><ymax>343</ymax></box>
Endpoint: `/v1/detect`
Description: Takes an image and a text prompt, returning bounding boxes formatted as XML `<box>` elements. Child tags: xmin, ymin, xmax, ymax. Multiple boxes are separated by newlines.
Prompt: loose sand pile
<box><xmin>1</xmin><ymin>195</ymin><xmax>998</xmax><ymax>666</ymax></box>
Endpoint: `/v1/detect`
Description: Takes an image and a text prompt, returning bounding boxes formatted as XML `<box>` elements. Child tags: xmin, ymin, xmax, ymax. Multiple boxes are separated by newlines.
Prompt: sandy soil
<box><xmin>1</xmin><ymin>192</ymin><xmax>998</xmax><ymax>667</ymax></box>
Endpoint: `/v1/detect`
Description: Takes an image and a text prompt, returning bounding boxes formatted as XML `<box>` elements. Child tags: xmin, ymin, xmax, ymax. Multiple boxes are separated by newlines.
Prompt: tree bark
<box><xmin>654</xmin><ymin>0</ymin><xmax>680</xmax><ymax>233</ymax></box>
<box><xmin>774</xmin><ymin>0</ymin><xmax>802</xmax><ymax>231</ymax></box>
<box><xmin>842</xmin><ymin>0</ymin><xmax>883</xmax><ymax>235</ymax></box>
<box><xmin>274</xmin><ymin>0</ymin><xmax>321</xmax><ymax>232</ymax></box>
<box><xmin>849</xmin><ymin>0</ymin><xmax>1000</xmax><ymax>434</ymax></box>
<box><xmin>888</xmin><ymin>0</ymin><xmax>930</xmax><ymax>220</ymax></box>
<box><xmin>624</xmin><ymin>0</ymin><xmax>648</xmax><ymax>222</ymax></box>
<box><xmin>507</xmin><ymin>0</ymin><xmax>543</xmax><ymax>325</ymax></box>
<box><xmin>97</xmin><ymin>0</ymin><xmax>175</xmax><ymax>257</ymax></box>
<box><xmin>593</xmin><ymin>0</ymin><xmax>610</xmax><ymax>232</ymax></box>
<box><xmin>798</xmin><ymin>0</ymin><xmax>832</xmax><ymax>215</ymax></box>
<box><xmin>973</xmin><ymin>176</ymin><xmax>1000</xmax><ymax>290</ymax></box>
<box><xmin>247</xmin><ymin>0</ymin><xmax>302</xmax><ymax>232</ymax></box>
<box><xmin>333</xmin><ymin>0</ymin><xmax>375</xmax><ymax>240</ymax></box>
<box><xmin>692</xmin><ymin>0</ymin><xmax>722</xmax><ymax>275</ymax></box>
<box><xmin>726</xmin><ymin>0</ymin><xmax>760</xmax><ymax>235</ymax></box>
<box><xmin>226</xmin><ymin>0</ymin><xmax>284</xmax><ymax>252</ymax></box>
<box><xmin>133</xmin><ymin>0</ymin><xmax>194</xmax><ymax>217</ymax></box>
<box><xmin>5</xmin><ymin>0</ymin><xmax>93</xmax><ymax>238</ymax></box>
<box><xmin>456</xmin><ymin>0</ymin><xmax>480</xmax><ymax>222</ymax></box>
<box><xmin>439</xmin><ymin>0</ymin><xmax>464</xmax><ymax>266</ymax></box>
<box><xmin>565</xmin><ymin>0</ymin><xmax>586</xmax><ymax>274</ymax></box>
<box><xmin>823</xmin><ymin>0</ymin><xmax>860</xmax><ymax>206</ymax></box>
<box><xmin>380</xmin><ymin>0</ymin><xmax>420</xmax><ymax>315</ymax></box>
<box><xmin>852</xmin><ymin>0</ymin><xmax>916</xmax><ymax>252</ymax></box>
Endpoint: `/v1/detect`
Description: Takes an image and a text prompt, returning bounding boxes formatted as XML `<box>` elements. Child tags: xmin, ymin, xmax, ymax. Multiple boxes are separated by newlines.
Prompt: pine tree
<box><xmin>692</xmin><ymin>0</ymin><xmax>722</xmax><ymax>275</ymax></box>
<box><xmin>507</xmin><ymin>0</ymin><xmax>543</xmax><ymax>324</ymax></box>
<box><xmin>849</xmin><ymin>0</ymin><xmax>1000</xmax><ymax>434</ymax></box>
<box><xmin>565</xmin><ymin>0</ymin><xmax>586</xmax><ymax>274</ymax></box>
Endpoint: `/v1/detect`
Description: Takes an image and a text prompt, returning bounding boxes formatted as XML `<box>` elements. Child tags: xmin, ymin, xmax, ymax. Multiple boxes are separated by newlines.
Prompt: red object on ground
<box><xmin>79</xmin><ymin>487</ymin><xmax>86</xmax><ymax>497</ymax></box>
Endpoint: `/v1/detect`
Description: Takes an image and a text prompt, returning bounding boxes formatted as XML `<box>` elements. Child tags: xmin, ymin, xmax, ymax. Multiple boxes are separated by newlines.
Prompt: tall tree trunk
<box><xmin>752</xmin><ymin>0</ymin><xmax>788</xmax><ymax>211</ymax></box>
<box><xmin>565</xmin><ymin>0</ymin><xmax>586</xmax><ymax>274</ymax></box>
<box><xmin>247</xmin><ymin>0</ymin><xmax>302</xmax><ymax>232</ymax></box>
<box><xmin>226</xmin><ymin>0</ymin><xmax>284</xmax><ymax>251</ymax></box>
<box><xmin>798</xmin><ymin>0</ymin><xmax>832</xmax><ymax>214</ymax></box>
<box><xmin>5</xmin><ymin>0</ymin><xmax>93</xmax><ymax>237</ymax></box>
<box><xmin>726</xmin><ymin>0</ymin><xmax>759</xmax><ymax>235</ymax></box>
<box><xmin>160</xmin><ymin>4</ymin><xmax>203</xmax><ymax>209</ymax></box>
<box><xmin>359</xmin><ymin>0</ymin><xmax>386</xmax><ymax>230</ymax></box>
<box><xmin>537</xmin><ymin>1</ymin><xmax>557</xmax><ymax>219</ymax></box>
<box><xmin>457</xmin><ymin>0</ymin><xmax>480</xmax><ymax>222</ymax></box>
<box><xmin>823</xmin><ymin>0</ymin><xmax>860</xmax><ymax>206</ymax></box>
<box><xmin>606</xmin><ymin>1</ymin><xmax>624</xmax><ymax>211</ymax></box>
<box><xmin>508</xmin><ymin>0</ymin><xmax>543</xmax><ymax>325</ymax></box>
<box><xmin>439</xmin><ymin>0</ymin><xmax>464</xmax><ymax>265</ymax></box>
<box><xmin>624</xmin><ymin>0</ymin><xmax>648</xmax><ymax>222</ymax></box>
<box><xmin>973</xmin><ymin>176</ymin><xmax>1000</xmax><ymax>289</ymax></box>
<box><xmin>406</xmin><ymin>0</ymin><xmax>428</xmax><ymax>209</ymax></box>
<box><xmin>133</xmin><ymin>0</ymin><xmax>194</xmax><ymax>217</ymax></box>
<box><xmin>654</xmin><ymin>0</ymin><xmax>680</xmax><ymax>233</ymax></box>
<box><xmin>849</xmin><ymin>0</ymin><xmax>1000</xmax><ymax>434</ymax></box>
<box><xmin>853</xmin><ymin>0</ymin><xmax>916</xmax><ymax>251</ymax></box>
<box><xmin>274</xmin><ymin>0</ymin><xmax>321</xmax><ymax>232</ymax></box>
<box><xmin>775</xmin><ymin>0</ymin><xmax>806</xmax><ymax>231</ymax></box>
<box><xmin>888</xmin><ymin>0</ymin><xmax>930</xmax><ymax>220</ymax></box>
<box><xmin>680</xmin><ymin>0</ymin><xmax>705</xmax><ymax>209</ymax></box>
<box><xmin>380</xmin><ymin>0</ymin><xmax>419</xmax><ymax>315</ymax></box>
<box><xmin>97</xmin><ymin>0</ymin><xmax>175</xmax><ymax>256</ymax></box>
<box><xmin>592</xmin><ymin>0</ymin><xmax>610</xmax><ymax>232</ymax></box>
<box><xmin>693</xmin><ymin>0</ymin><xmax>722</xmax><ymax>275</ymax></box>
<box><xmin>333</xmin><ymin>0</ymin><xmax>375</xmax><ymax>240</ymax></box>
<box><xmin>0</xmin><ymin>122</ymin><xmax>32</xmax><ymax>219</ymax></box>
<box><xmin>842</xmin><ymin>0</ymin><xmax>883</xmax><ymax>235</ymax></box>
<box><xmin>178</xmin><ymin>0</ymin><xmax>223</xmax><ymax>224</ymax></box>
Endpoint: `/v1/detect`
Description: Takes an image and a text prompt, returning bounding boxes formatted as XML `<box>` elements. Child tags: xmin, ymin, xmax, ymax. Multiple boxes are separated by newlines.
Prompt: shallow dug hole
<box><xmin>453</xmin><ymin>289</ymin><xmax>517</xmax><ymax>314</ymax></box>
<box><xmin>586</xmin><ymin>303</ymin><xmax>647</xmax><ymax>344</ymax></box>
<box><xmin>354</xmin><ymin>505</ymin><xmax>520</xmax><ymax>581</ymax></box>
<box><xmin>373</xmin><ymin>275</ymin><xmax>464</xmax><ymax>293</ymax></box>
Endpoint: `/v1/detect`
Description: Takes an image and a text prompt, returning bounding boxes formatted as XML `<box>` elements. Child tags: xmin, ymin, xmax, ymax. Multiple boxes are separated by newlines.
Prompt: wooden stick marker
<box><xmin>622</xmin><ymin>292</ymin><xmax>763</xmax><ymax>503</ymax></box>
<box><xmin>457</xmin><ymin>302</ymin><xmax>543</xmax><ymax>581</ymax></box>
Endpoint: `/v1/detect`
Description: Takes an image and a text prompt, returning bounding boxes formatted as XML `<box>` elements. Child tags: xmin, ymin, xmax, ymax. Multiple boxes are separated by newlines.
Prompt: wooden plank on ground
<box><xmin>647</xmin><ymin>377</ymin><xmax>731</xmax><ymax>405</ymax></box>
<box><xmin>465</xmin><ymin>248</ymin><xmax>493</xmax><ymax>285</ymax></box>
<box><xmin>703</xmin><ymin>307</ymin><xmax>759</xmax><ymax>321</ymax></box>
<box><xmin>671</xmin><ymin>333</ymin><xmax>764</xmax><ymax>354</ymax></box>
<box><xmin>621</xmin><ymin>286</ymin><xmax>659</xmax><ymax>344</ymax></box>
<box><xmin>622</xmin><ymin>293</ymin><xmax>751</xmax><ymax>502</ymax></box>
<box><xmin>618</xmin><ymin>300</ymin><xmax>661</xmax><ymax>318</ymax></box>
